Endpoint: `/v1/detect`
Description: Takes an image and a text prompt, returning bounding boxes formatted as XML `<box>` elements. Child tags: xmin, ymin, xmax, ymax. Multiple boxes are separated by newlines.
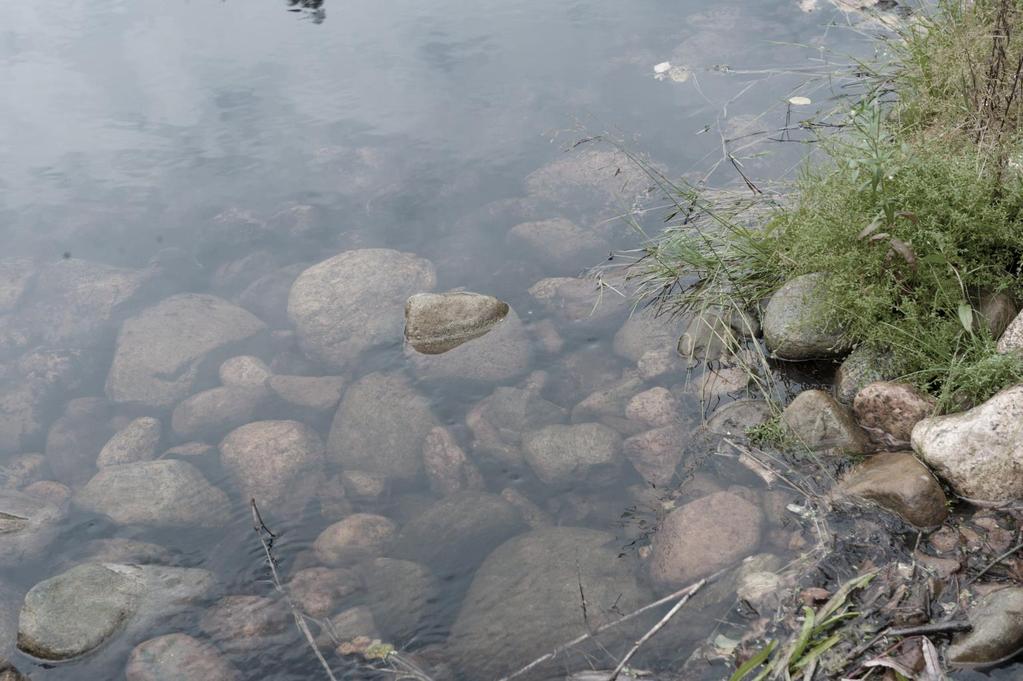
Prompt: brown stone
<box><xmin>289</xmin><ymin>567</ymin><xmax>362</xmax><ymax>619</ymax></box>
<box><xmin>622</xmin><ymin>426</ymin><xmax>686</xmax><ymax>487</ymax></box>
<box><xmin>649</xmin><ymin>491</ymin><xmax>763</xmax><ymax>589</ymax></box>
<box><xmin>853</xmin><ymin>381</ymin><xmax>936</xmax><ymax>446</ymax></box>
<box><xmin>781</xmin><ymin>389</ymin><xmax>868</xmax><ymax>452</ymax></box>
<box><xmin>838</xmin><ymin>452</ymin><xmax>948</xmax><ymax>527</ymax></box>
<box><xmin>313</xmin><ymin>514</ymin><xmax>396</xmax><ymax>566</ymax></box>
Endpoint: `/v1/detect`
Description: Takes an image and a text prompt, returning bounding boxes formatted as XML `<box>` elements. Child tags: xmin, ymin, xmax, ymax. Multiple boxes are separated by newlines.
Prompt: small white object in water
<box><xmin>788</xmin><ymin>96</ymin><xmax>813</xmax><ymax>106</ymax></box>
<box><xmin>654</xmin><ymin>61</ymin><xmax>690</xmax><ymax>83</ymax></box>
<box><xmin>799</xmin><ymin>0</ymin><xmax>819</xmax><ymax>11</ymax></box>
<box><xmin>653</xmin><ymin>61</ymin><xmax>672</xmax><ymax>74</ymax></box>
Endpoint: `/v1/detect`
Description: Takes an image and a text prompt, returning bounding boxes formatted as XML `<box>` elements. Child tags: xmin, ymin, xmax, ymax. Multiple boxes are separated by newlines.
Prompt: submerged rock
<box><xmin>527</xmin><ymin>276</ymin><xmax>625</xmax><ymax>326</ymax></box>
<box><xmin>649</xmin><ymin>491</ymin><xmax>763</xmax><ymax>590</ymax></box>
<box><xmin>949</xmin><ymin>587</ymin><xmax>1023</xmax><ymax>667</ymax></box>
<box><xmin>613</xmin><ymin>313</ymin><xmax>686</xmax><ymax>363</ymax></box>
<box><xmin>218</xmin><ymin>355</ymin><xmax>271</xmax><ymax>388</ymax></box>
<box><xmin>288</xmin><ymin>249</ymin><xmax>436</xmax><ymax>368</ymax></box>
<box><xmin>97</xmin><ymin>417</ymin><xmax>162</xmax><ymax>468</ymax></box>
<box><xmin>404</xmin><ymin>291</ymin><xmax>509</xmax><ymax>354</ymax></box>
<box><xmin>781</xmin><ymin>389</ymin><xmax>869</xmax><ymax>452</ymax></box>
<box><xmin>449</xmin><ymin>526</ymin><xmax>653</xmax><ymax>681</ymax></box>
<box><xmin>0</xmin><ymin>349</ymin><xmax>89</xmax><ymax>455</ymax></box>
<box><xmin>522</xmin><ymin>423</ymin><xmax>622</xmax><ymax>486</ymax></box>
<box><xmin>677</xmin><ymin>307</ymin><xmax>759</xmax><ymax>362</ymax></box>
<box><xmin>74</xmin><ymin>460</ymin><xmax>230</xmax><ymax>527</ymax></box>
<box><xmin>852</xmin><ymin>381</ymin><xmax>935</xmax><ymax>446</ymax></box>
<box><xmin>126</xmin><ymin>633</ymin><xmax>240</xmax><ymax>681</ymax></box>
<box><xmin>327</xmin><ymin>372</ymin><xmax>435</xmax><ymax>482</ymax></box>
<box><xmin>625</xmin><ymin>387</ymin><xmax>680</xmax><ymax>428</ymax></box>
<box><xmin>706</xmin><ymin>399</ymin><xmax>773</xmax><ymax>436</ymax></box>
<box><xmin>198</xmin><ymin>595</ymin><xmax>291</xmax><ymax>653</ymax></box>
<box><xmin>171</xmin><ymin>386</ymin><xmax>268</xmax><ymax>442</ymax></box>
<box><xmin>422</xmin><ymin>426</ymin><xmax>485</xmax><ymax>496</ymax></box>
<box><xmin>837</xmin><ymin>452</ymin><xmax>947</xmax><ymax>527</ymax></box>
<box><xmin>358</xmin><ymin>558</ymin><xmax>440</xmax><ymax>643</ymax></box>
<box><xmin>507</xmin><ymin>218</ymin><xmax>610</xmax><ymax>271</ymax></box>
<box><xmin>762</xmin><ymin>273</ymin><xmax>851</xmax><ymax>360</ymax></box>
<box><xmin>18</xmin><ymin>563</ymin><xmax>214</xmax><ymax>661</ymax></box>
<box><xmin>409</xmin><ymin>307</ymin><xmax>531</xmax><ymax>382</ymax></box>
<box><xmin>220</xmin><ymin>420</ymin><xmax>326</xmax><ymax>511</ymax></box>
<box><xmin>467</xmin><ymin>374</ymin><xmax>567</xmax><ymax>467</ymax></box>
<box><xmin>45</xmin><ymin>397</ymin><xmax>114</xmax><ymax>486</ymax></box>
<box><xmin>106</xmin><ymin>294</ymin><xmax>266</xmax><ymax>409</ymax></box>
<box><xmin>314</xmin><ymin>513</ymin><xmax>397</xmax><ymax>566</ymax></box>
<box><xmin>289</xmin><ymin>567</ymin><xmax>362</xmax><ymax>619</ymax></box>
<box><xmin>391</xmin><ymin>492</ymin><xmax>525</xmax><ymax>577</ymax></box>
<box><xmin>623</xmin><ymin>425</ymin><xmax>687</xmax><ymax>487</ymax></box>
<box><xmin>0</xmin><ymin>490</ymin><xmax>64</xmax><ymax>567</ymax></box>
<box><xmin>267</xmin><ymin>374</ymin><xmax>347</xmax><ymax>416</ymax></box>
<box><xmin>912</xmin><ymin>385</ymin><xmax>1023</xmax><ymax>502</ymax></box>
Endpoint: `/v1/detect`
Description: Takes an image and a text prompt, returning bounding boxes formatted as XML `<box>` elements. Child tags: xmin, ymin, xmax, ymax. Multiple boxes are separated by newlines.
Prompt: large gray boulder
<box><xmin>912</xmin><ymin>385</ymin><xmax>1023</xmax><ymax>502</ymax></box>
<box><xmin>448</xmin><ymin>527</ymin><xmax>653</xmax><ymax>681</ymax></box>
<box><xmin>391</xmin><ymin>492</ymin><xmax>525</xmax><ymax>577</ymax></box>
<box><xmin>404</xmin><ymin>291</ymin><xmax>509</xmax><ymax>354</ymax></box>
<box><xmin>409</xmin><ymin>307</ymin><xmax>531</xmax><ymax>383</ymax></box>
<box><xmin>0</xmin><ymin>490</ymin><xmax>65</xmax><ymax>567</ymax></box>
<box><xmin>522</xmin><ymin>423</ymin><xmax>622</xmax><ymax>486</ymax></box>
<box><xmin>219</xmin><ymin>420</ymin><xmax>326</xmax><ymax>511</ymax></box>
<box><xmin>74</xmin><ymin>460</ymin><xmax>230</xmax><ymax>527</ymax></box>
<box><xmin>287</xmin><ymin>249</ymin><xmax>436</xmax><ymax>368</ymax></box>
<box><xmin>762</xmin><ymin>273</ymin><xmax>851</xmax><ymax>360</ymax></box>
<box><xmin>106</xmin><ymin>294</ymin><xmax>266</xmax><ymax>409</ymax></box>
<box><xmin>18</xmin><ymin>563</ymin><xmax>215</xmax><ymax>661</ymax></box>
<box><xmin>327</xmin><ymin>372</ymin><xmax>435</xmax><ymax>482</ymax></box>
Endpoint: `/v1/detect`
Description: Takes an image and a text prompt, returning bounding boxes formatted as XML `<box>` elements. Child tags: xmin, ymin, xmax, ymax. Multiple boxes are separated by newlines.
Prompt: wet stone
<box><xmin>838</xmin><ymin>451</ymin><xmax>948</xmax><ymax>527</ymax></box>
<box><xmin>218</xmin><ymin>355</ymin><xmax>271</xmax><ymax>388</ymax></box>
<box><xmin>409</xmin><ymin>307</ymin><xmax>531</xmax><ymax>383</ymax></box>
<box><xmin>126</xmin><ymin>633</ymin><xmax>240</xmax><ymax>681</ymax></box>
<box><xmin>339</xmin><ymin>470</ymin><xmax>388</xmax><ymax>503</ymax></box>
<box><xmin>0</xmin><ymin>489</ymin><xmax>64</xmax><ymax>567</ymax></box>
<box><xmin>422</xmin><ymin>426</ymin><xmax>485</xmax><ymax>497</ymax></box>
<box><xmin>97</xmin><ymin>417</ymin><xmax>162</xmax><ymax>468</ymax></box>
<box><xmin>623</xmin><ymin>425</ymin><xmax>687</xmax><ymax>487</ymax></box>
<box><xmin>613</xmin><ymin>312</ymin><xmax>686</xmax><ymax>363</ymax></box>
<box><xmin>171</xmin><ymin>386</ymin><xmax>268</xmax><ymax>442</ymax></box>
<box><xmin>0</xmin><ymin>453</ymin><xmax>47</xmax><ymax>490</ymax></box>
<box><xmin>327</xmin><ymin>606</ymin><xmax>380</xmax><ymax>644</ymax></box>
<box><xmin>781</xmin><ymin>389</ymin><xmax>869</xmax><ymax>453</ymax></box>
<box><xmin>467</xmin><ymin>374</ymin><xmax>567</xmax><ymax>468</ymax></box>
<box><xmin>834</xmin><ymin>345</ymin><xmax>900</xmax><ymax>405</ymax></box>
<box><xmin>404</xmin><ymin>291</ymin><xmax>510</xmax><ymax>355</ymax></box>
<box><xmin>762</xmin><ymin>273</ymin><xmax>851</xmax><ymax>360</ymax></box>
<box><xmin>45</xmin><ymin>396</ymin><xmax>113</xmax><ymax>487</ymax></box>
<box><xmin>527</xmin><ymin>276</ymin><xmax>625</xmax><ymax>326</ymax></box>
<box><xmin>949</xmin><ymin>587</ymin><xmax>1023</xmax><ymax>667</ymax></box>
<box><xmin>522</xmin><ymin>423</ymin><xmax>622</xmax><ymax>486</ymax></box>
<box><xmin>314</xmin><ymin>513</ymin><xmax>397</xmax><ymax>567</ymax></box>
<box><xmin>268</xmin><ymin>374</ymin><xmax>347</xmax><ymax>415</ymax></box>
<box><xmin>650</xmin><ymin>491</ymin><xmax>764</xmax><ymax>590</ymax></box>
<box><xmin>287</xmin><ymin>248</ymin><xmax>436</xmax><ymax>368</ymax></box>
<box><xmin>853</xmin><ymin>381</ymin><xmax>935</xmax><ymax>446</ymax></box>
<box><xmin>220</xmin><ymin>419</ymin><xmax>326</xmax><ymax>512</ymax></box>
<box><xmin>198</xmin><ymin>595</ymin><xmax>291</xmax><ymax>653</ymax></box>
<box><xmin>507</xmin><ymin>218</ymin><xmax>610</xmax><ymax>272</ymax></box>
<box><xmin>706</xmin><ymin>399</ymin><xmax>773</xmax><ymax>436</ymax></box>
<box><xmin>625</xmin><ymin>387</ymin><xmax>680</xmax><ymax>428</ymax></box>
<box><xmin>358</xmin><ymin>558</ymin><xmax>440</xmax><ymax>644</ymax></box>
<box><xmin>74</xmin><ymin>459</ymin><xmax>230</xmax><ymax>528</ymax></box>
<box><xmin>22</xmin><ymin>480</ymin><xmax>71</xmax><ymax>506</ymax></box>
<box><xmin>289</xmin><ymin>567</ymin><xmax>362</xmax><ymax>619</ymax></box>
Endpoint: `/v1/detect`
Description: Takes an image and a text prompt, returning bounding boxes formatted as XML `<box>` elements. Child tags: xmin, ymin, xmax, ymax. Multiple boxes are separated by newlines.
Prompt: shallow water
<box><xmin>0</xmin><ymin>1</ymin><xmax>1012</xmax><ymax>679</ymax></box>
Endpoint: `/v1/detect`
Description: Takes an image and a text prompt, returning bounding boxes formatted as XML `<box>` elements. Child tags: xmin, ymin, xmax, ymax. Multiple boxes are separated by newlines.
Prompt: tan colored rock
<box><xmin>22</xmin><ymin>480</ymin><xmax>71</xmax><ymax>506</ymax></box>
<box><xmin>171</xmin><ymin>386</ymin><xmax>268</xmax><ymax>442</ymax></box>
<box><xmin>500</xmin><ymin>488</ymin><xmax>554</xmax><ymax>528</ymax></box>
<box><xmin>997</xmin><ymin>310</ymin><xmax>1023</xmax><ymax>354</ymax></box>
<box><xmin>289</xmin><ymin>567</ymin><xmax>362</xmax><ymax>619</ymax></box>
<box><xmin>912</xmin><ymin>385</ymin><xmax>1023</xmax><ymax>502</ymax></box>
<box><xmin>422</xmin><ymin>427</ymin><xmax>485</xmax><ymax>496</ymax></box>
<box><xmin>522</xmin><ymin>423</ymin><xmax>622</xmax><ymax>486</ymax></box>
<box><xmin>637</xmin><ymin>348</ymin><xmax>684</xmax><ymax>381</ymax></box>
<box><xmin>837</xmin><ymin>452</ymin><xmax>947</xmax><ymax>527</ymax></box>
<box><xmin>218</xmin><ymin>355</ymin><xmax>271</xmax><ymax>388</ymax></box>
<box><xmin>404</xmin><ymin>291</ymin><xmax>509</xmax><ymax>354</ymax></box>
<box><xmin>853</xmin><ymin>381</ymin><xmax>935</xmax><ymax>446</ymax></box>
<box><xmin>339</xmin><ymin>470</ymin><xmax>388</xmax><ymax>503</ymax></box>
<box><xmin>781</xmin><ymin>389</ymin><xmax>869</xmax><ymax>452</ymax></box>
<box><xmin>198</xmin><ymin>595</ymin><xmax>290</xmax><ymax>653</ymax></box>
<box><xmin>625</xmin><ymin>387</ymin><xmax>680</xmax><ymax>428</ymax></box>
<box><xmin>650</xmin><ymin>491</ymin><xmax>763</xmax><ymax>589</ymax></box>
<box><xmin>623</xmin><ymin>426</ymin><xmax>686</xmax><ymax>487</ymax></box>
<box><xmin>97</xmin><ymin>417</ymin><xmax>162</xmax><ymax>467</ymax></box>
<box><xmin>0</xmin><ymin>453</ymin><xmax>47</xmax><ymax>489</ymax></box>
<box><xmin>126</xmin><ymin>633</ymin><xmax>239</xmax><ymax>681</ymax></box>
<box><xmin>268</xmin><ymin>374</ymin><xmax>346</xmax><ymax>414</ymax></box>
<box><xmin>314</xmin><ymin>514</ymin><xmax>397</xmax><ymax>566</ymax></box>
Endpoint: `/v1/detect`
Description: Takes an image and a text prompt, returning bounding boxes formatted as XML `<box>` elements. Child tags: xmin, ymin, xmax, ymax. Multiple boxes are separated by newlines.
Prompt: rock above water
<box><xmin>97</xmin><ymin>417</ymin><xmax>162</xmax><ymax>468</ymax></box>
<box><xmin>0</xmin><ymin>490</ymin><xmax>64</xmax><ymax>567</ymax></box>
<box><xmin>126</xmin><ymin>634</ymin><xmax>240</xmax><ymax>681</ymax></box>
<box><xmin>912</xmin><ymin>385</ymin><xmax>1023</xmax><ymax>502</ymax></box>
<box><xmin>838</xmin><ymin>452</ymin><xmax>948</xmax><ymax>527</ymax></box>
<box><xmin>522</xmin><ymin>423</ymin><xmax>622</xmax><ymax>486</ymax></box>
<box><xmin>314</xmin><ymin>513</ymin><xmax>397</xmax><ymax>566</ymax></box>
<box><xmin>74</xmin><ymin>460</ymin><xmax>230</xmax><ymax>527</ymax></box>
<box><xmin>781</xmin><ymin>389</ymin><xmax>869</xmax><ymax>452</ymax></box>
<box><xmin>404</xmin><ymin>291</ymin><xmax>510</xmax><ymax>355</ymax></box>
<box><xmin>997</xmin><ymin>310</ymin><xmax>1023</xmax><ymax>354</ymax></box>
<box><xmin>220</xmin><ymin>420</ymin><xmax>326</xmax><ymax>511</ymax></box>
<box><xmin>762</xmin><ymin>273</ymin><xmax>851</xmax><ymax>360</ymax></box>
<box><xmin>650</xmin><ymin>491</ymin><xmax>763</xmax><ymax>589</ymax></box>
<box><xmin>949</xmin><ymin>587</ymin><xmax>1023</xmax><ymax>666</ymax></box>
<box><xmin>853</xmin><ymin>381</ymin><xmax>935</xmax><ymax>446</ymax></box>
<box><xmin>287</xmin><ymin>249</ymin><xmax>436</xmax><ymax>368</ymax></box>
<box><xmin>106</xmin><ymin>294</ymin><xmax>266</xmax><ymax>409</ymax></box>
<box><xmin>449</xmin><ymin>526</ymin><xmax>654</xmax><ymax>681</ymax></box>
<box><xmin>327</xmin><ymin>372</ymin><xmax>435</xmax><ymax>482</ymax></box>
<box><xmin>409</xmin><ymin>307</ymin><xmax>531</xmax><ymax>383</ymax></box>
<box><xmin>18</xmin><ymin>563</ymin><xmax>214</xmax><ymax>661</ymax></box>
<box><xmin>391</xmin><ymin>492</ymin><xmax>525</xmax><ymax>577</ymax></box>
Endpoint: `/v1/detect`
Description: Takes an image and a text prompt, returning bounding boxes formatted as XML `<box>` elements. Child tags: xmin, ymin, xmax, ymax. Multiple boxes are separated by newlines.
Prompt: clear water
<box><xmin>0</xmin><ymin>1</ymin><xmax>1008</xmax><ymax>679</ymax></box>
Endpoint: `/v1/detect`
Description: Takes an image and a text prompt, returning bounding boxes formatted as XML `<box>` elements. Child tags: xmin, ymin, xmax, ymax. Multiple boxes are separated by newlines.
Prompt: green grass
<box><xmin>636</xmin><ymin>0</ymin><xmax>1023</xmax><ymax>412</ymax></box>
